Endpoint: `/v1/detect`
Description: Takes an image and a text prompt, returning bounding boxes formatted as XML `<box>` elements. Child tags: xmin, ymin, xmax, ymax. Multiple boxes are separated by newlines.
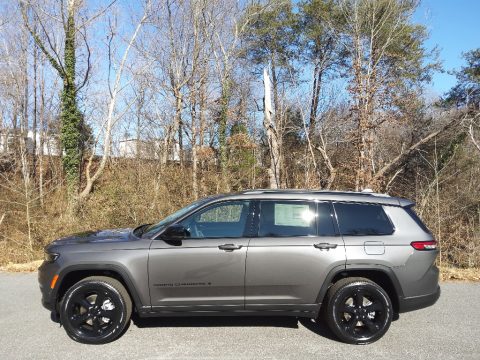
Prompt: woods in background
<box><xmin>0</xmin><ymin>0</ymin><xmax>479</xmax><ymax>268</ymax></box>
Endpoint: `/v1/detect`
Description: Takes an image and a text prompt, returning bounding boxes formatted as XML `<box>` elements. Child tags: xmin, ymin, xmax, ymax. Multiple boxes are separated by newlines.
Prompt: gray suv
<box><xmin>38</xmin><ymin>190</ymin><xmax>440</xmax><ymax>345</ymax></box>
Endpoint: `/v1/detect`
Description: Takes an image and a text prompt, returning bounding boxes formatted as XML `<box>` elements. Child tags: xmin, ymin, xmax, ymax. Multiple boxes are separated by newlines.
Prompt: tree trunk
<box><xmin>218</xmin><ymin>77</ymin><xmax>230</xmax><ymax>191</ymax></box>
<box><xmin>38</xmin><ymin>64</ymin><xmax>45</xmax><ymax>206</ymax></box>
<box><xmin>309</xmin><ymin>61</ymin><xmax>323</xmax><ymax>139</ymax></box>
<box><xmin>263</xmin><ymin>68</ymin><xmax>280</xmax><ymax>189</ymax></box>
<box><xmin>270</xmin><ymin>58</ymin><xmax>282</xmax><ymax>187</ymax></box>
<box><xmin>32</xmin><ymin>36</ymin><xmax>38</xmax><ymax>181</ymax></box>
<box><xmin>173</xmin><ymin>91</ymin><xmax>183</xmax><ymax>165</ymax></box>
<box><xmin>61</xmin><ymin>1</ymin><xmax>82</xmax><ymax>198</ymax></box>
<box><xmin>190</xmin><ymin>85</ymin><xmax>199</xmax><ymax>200</ymax></box>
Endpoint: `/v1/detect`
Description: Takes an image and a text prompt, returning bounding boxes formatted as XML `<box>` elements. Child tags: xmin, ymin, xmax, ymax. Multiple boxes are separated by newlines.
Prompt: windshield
<box><xmin>140</xmin><ymin>198</ymin><xmax>209</xmax><ymax>238</ymax></box>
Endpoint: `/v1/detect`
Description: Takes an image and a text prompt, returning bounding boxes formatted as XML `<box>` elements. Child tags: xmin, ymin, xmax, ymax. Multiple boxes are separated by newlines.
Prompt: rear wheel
<box><xmin>59</xmin><ymin>276</ymin><xmax>132</xmax><ymax>344</ymax></box>
<box><xmin>325</xmin><ymin>277</ymin><xmax>392</xmax><ymax>344</ymax></box>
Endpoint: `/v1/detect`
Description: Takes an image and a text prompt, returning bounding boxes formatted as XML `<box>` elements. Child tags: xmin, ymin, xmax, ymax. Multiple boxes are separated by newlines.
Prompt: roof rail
<box><xmin>239</xmin><ymin>189</ymin><xmax>390</xmax><ymax>197</ymax></box>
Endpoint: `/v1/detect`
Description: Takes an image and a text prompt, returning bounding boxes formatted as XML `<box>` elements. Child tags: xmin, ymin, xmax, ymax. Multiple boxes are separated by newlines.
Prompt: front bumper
<box><xmin>38</xmin><ymin>260</ymin><xmax>60</xmax><ymax>312</ymax></box>
<box><xmin>398</xmin><ymin>285</ymin><xmax>441</xmax><ymax>313</ymax></box>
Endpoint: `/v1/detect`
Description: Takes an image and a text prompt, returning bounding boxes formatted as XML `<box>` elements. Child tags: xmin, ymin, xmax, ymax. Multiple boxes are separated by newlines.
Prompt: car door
<box><xmin>148</xmin><ymin>200</ymin><xmax>252</xmax><ymax>312</ymax></box>
<box><xmin>245</xmin><ymin>200</ymin><xmax>346</xmax><ymax>313</ymax></box>
<box><xmin>332</xmin><ymin>202</ymin><xmax>402</xmax><ymax>268</ymax></box>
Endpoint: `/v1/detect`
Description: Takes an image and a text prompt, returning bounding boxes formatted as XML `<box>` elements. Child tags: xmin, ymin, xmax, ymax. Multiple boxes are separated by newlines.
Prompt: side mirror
<box><xmin>160</xmin><ymin>224</ymin><xmax>189</xmax><ymax>240</ymax></box>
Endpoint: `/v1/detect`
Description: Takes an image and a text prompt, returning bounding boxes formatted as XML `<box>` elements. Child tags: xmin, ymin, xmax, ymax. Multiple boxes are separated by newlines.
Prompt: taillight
<box><xmin>411</xmin><ymin>240</ymin><xmax>437</xmax><ymax>251</ymax></box>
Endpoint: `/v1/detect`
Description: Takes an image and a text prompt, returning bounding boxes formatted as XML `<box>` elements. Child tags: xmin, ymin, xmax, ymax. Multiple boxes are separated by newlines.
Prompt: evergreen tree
<box><xmin>443</xmin><ymin>48</ymin><xmax>480</xmax><ymax>109</ymax></box>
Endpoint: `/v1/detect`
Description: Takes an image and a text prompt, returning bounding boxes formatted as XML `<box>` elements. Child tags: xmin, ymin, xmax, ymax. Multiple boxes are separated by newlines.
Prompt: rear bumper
<box><xmin>398</xmin><ymin>285</ymin><xmax>441</xmax><ymax>313</ymax></box>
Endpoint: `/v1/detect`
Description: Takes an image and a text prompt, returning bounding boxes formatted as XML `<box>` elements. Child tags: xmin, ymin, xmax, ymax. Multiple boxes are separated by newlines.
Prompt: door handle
<box><xmin>218</xmin><ymin>244</ymin><xmax>243</xmax><ymax>251</ymax></box>
<box><xmin>314</xmin><ymin>243</ymin><xmax>338</xmax><ymax>250</ymax></box>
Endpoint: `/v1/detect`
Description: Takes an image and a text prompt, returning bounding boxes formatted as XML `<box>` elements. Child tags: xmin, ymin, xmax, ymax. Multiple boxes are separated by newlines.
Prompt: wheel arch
<box><xmin>54</xmin><ymin>264</ymin><xmax>144</xmax><ymax>313</ymax></box>
<box><xmin>316</xmin><ymin>264</ymin><xmax>404</xmax><ymax>313</ymax></box>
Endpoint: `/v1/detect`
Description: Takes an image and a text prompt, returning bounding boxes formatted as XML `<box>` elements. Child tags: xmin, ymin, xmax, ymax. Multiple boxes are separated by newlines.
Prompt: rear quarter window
<box><xmin>334</xmin><ymin>202</ymin><xmax>394</xmax><ymax>236</ymax></box>
<box><xmin>404</xmin><ymin>206</ymin><xmax>431</xmax><ymax>233</ymax></box>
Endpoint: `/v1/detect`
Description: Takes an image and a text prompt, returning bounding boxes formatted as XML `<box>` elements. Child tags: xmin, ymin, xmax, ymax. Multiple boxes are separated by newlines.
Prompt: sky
<box><xmin>414</xmin><ymin>0</ymin><xmax>480</xmax><ymax>96</ymax></box>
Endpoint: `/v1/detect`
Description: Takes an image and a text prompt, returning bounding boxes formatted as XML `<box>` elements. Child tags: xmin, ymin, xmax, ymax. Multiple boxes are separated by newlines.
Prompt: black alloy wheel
<box><xmin>60</xmin><ymin>276</ymin><xmax>132</xmax><ymax>344</ymax></box>
<box><xmin>325</xmin><ymin>277</ymin><xmax>393</xmax><ymax>344</ymax></box>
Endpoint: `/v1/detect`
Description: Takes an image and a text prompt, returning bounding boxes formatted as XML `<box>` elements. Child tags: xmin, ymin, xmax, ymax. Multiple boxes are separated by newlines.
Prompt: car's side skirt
<box><xmin>138</xmin><ymin>305</ymin><xmax>320</xmax><ymax>319</ymax></box>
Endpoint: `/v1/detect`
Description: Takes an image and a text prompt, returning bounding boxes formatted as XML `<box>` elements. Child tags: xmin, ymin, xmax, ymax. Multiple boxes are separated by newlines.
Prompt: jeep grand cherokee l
<box><xmin>38</xmin><ymin>189</ymin><xmax>440</xmax><ymax>344</ymax></box>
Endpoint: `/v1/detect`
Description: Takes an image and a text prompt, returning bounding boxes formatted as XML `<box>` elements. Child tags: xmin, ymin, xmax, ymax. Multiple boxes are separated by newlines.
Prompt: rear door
<box><xmin>148</xmin><ymin>200</ymin><xmax>252</xmax><ymax>312</ymax></box>
<box><xmin>245</xmin><ymin>200</ymin><xmax>346</xmax><ymax>313</ymax></box>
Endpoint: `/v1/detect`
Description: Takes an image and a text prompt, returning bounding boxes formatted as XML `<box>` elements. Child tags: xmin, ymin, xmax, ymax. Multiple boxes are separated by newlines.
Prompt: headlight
<box><xmin>44</xmin><ymin>251</ymin><xmax>59</xmax><ymax>263</ymax></box>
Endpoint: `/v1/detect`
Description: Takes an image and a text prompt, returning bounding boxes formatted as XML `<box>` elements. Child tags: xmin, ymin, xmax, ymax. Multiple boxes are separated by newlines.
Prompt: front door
<box><xmin>245</xmin><ymin>200</ymin><xmax>346</xmax><ymax>313</ymax></box>
<box><xmin>148</xmin><ymin>200</ymin><xmax>252</xmax><ymax>312</ymax></box>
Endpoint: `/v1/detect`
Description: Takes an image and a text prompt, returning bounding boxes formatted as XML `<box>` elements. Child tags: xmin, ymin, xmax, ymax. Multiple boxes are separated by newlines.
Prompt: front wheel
<box><xmin>59</xmin><ymin>276</ymin><xmax>132</xmax><ymax>344</ymax></box>
<box><xmin>325</xmin><ymin>277</ymin><xmax>393</xmax><ymax>344</ymax></box>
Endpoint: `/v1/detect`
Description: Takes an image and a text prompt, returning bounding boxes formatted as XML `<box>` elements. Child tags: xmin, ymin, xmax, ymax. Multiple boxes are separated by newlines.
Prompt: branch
<box><xmin>19</xmin><ymin>1</ymin><xmax>66</xmax><ymax>78</ymax></box>
<box><xmin>373</xmin><ymin>118</ymin><xmax>459</xmax><ymax>182</ymax></box>
<box><xmin>78</xmin><ymin>0</ymin><xmax>151</xmax><ymax>200</ymax></box>
<box><xmin>76</xmin><ymin>27</ymin><xmax>91</xmax><ymax>92</ymax></box>
<box><xmin>76</xmin><ymin>0</ymin><xmax>118</xmax><ymax>31</ymax></box>
<box><xmin>469</xmin><ymin>117</ymin><xmax>480</xmax><ymax>153</ymax></box>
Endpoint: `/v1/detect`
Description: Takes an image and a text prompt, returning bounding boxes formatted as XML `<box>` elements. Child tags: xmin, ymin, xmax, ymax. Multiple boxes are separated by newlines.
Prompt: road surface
<box><xmin>0</xmin><ymin>272</ymin><xmax>478</xmax><ymax>359</ymax></box>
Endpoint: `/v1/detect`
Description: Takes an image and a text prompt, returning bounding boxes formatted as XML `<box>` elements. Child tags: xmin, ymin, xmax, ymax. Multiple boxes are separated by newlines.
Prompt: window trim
<box><xmin>255</xmin><ymin>199</ymin><xmax>319</xmax><ymax>238</ymax></box>
<box><xmin>332</xmin><ymin>201</ymin><xmax>396</xmax><ymax>237</ymax></box>
<box><xmin>316</xmin><ymin>201</ymin><xmax>340</xmax><ymax>237</ymax></box>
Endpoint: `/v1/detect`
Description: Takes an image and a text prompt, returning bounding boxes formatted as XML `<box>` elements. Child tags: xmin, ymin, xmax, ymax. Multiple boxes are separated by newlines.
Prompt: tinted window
<box><xmin>141</xmin><ymin>198</ymin><xmax>208</xmax><ymax>238</ymax></box>
<box><xmin>258</xmin><ymin>201</ymin><xmax>316</xmax><ymax>237</ymax></box>
<box><xmin>317</xmin><ymin>202</ymin><xmax>336</xmax><ymax>236</ymax></box>
<box><xmin>178</xmin><ymin>201</ymin><xmax>250</xmax><ymax>238</ymax></box>
<box><xmin>334</xmin><ymin>203</ymin><xmax>394</xmax><ymax>236</ymax></box>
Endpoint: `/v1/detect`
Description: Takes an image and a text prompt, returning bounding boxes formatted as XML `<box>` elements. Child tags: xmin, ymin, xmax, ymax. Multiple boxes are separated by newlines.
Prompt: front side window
<box><xmin>258</xmin><ymin>201</ymin><xmax>317</xmax><ymax>237</ymax></box>
<box><xmin>141</xmin><ymin>198</ymin><xmax>209</xmax><ymax>238</ymax></box>
<box><xmin>334</xmin><ymin>203</ymin><xmax>394</xmax><ymax>236</ymax></box>
<box><xmin>178</xmin><ymin>201</ymin><xmax>250</xmax><ymax>238</ymax></box>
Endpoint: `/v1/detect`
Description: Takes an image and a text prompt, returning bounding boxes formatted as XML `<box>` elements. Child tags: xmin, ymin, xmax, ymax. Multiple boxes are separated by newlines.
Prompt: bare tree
<box><xmin>263</xmin><ymin>68</ymin><xmax>281</xmax><ymax>188</ymax></box>
<box><xmin>78</xmin><ymin>1</ymin><xmax>151</xmax><ymax>202</ymax></box>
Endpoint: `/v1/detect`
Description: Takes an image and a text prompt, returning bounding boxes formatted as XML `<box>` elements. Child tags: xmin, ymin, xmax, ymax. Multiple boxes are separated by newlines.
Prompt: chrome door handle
<box><xmin>314</xmin><ymin>243</ymin><xmax>338</xmax><ymax>250</ymax></box>
<box><xmin>218</xmin><ymin>244</ymin><xmax>243</xmax><ymax>251</ymax></box>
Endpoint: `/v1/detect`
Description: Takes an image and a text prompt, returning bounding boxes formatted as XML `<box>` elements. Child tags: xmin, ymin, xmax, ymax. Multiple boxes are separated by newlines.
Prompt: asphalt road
<box><xmin>0</xmin><ymin>272</ymin><xmax>478</xmax><ymax>360</ymax></box>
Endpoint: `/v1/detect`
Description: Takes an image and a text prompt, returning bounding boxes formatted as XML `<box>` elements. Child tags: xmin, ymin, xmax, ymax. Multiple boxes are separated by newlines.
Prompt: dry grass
<box><xmin>440</xmin><ymin>266</ymin><xmax>480</xmax><ymax>282</ymax></box>
<box><xmin>1</xmin><ymin>160</ymin><xmax>479</xmax><ymax>271</ymax></box>
<box><xmin>0</xmin><ymin>260</ymin><xmax>43</xmax><ymax>272</ymax></box>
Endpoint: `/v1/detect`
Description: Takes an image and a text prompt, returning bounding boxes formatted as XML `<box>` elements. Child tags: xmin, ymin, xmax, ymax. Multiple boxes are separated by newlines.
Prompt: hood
<box><xmin>50</xmin><ymin>228</ymin><xmax>133</xmax><ymax>246</ymax></box>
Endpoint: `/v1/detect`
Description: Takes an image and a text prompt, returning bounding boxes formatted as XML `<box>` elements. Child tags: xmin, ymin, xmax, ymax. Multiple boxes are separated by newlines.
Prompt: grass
<box><xmin>440</xmin><ymin>266</ymin><xmax>480</xmax><ymax>282</ymax></box>
<box><xmin>0</xmin><ymin>260</ymin><xmax>43</xmax><ymax>272</ymax></box>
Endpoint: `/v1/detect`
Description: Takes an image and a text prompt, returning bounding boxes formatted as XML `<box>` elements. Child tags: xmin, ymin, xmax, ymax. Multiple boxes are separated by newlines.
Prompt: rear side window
<box><xmin>334</xmin><ymin>203</ymin><xmax>394</xmax><ymax>236</ymax></box>
<box><xmin>405</xmin><ymin>207</ymin><xmax>431</xmax><ymax>233</ymax></box>
<box><xmin>258</xmin><ymin>201</ymin><xmax>316</xmax><ymax>237</ymax></box>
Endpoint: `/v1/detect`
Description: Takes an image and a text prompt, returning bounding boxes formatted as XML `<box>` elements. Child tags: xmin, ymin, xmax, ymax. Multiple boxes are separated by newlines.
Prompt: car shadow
<box><xmin>298</xmin><ymin>317</ymin><xmax>338</xmax><ymax>341</ymax></box>
<box><xmin>132</xmin><ymin>315</ymin><xmax>337</xmax><ymax>341</ymax></box>
<box><xmin>133</xmin><ymin>315</ymin><xmax>298</xmax><ymax>329</ymax></box>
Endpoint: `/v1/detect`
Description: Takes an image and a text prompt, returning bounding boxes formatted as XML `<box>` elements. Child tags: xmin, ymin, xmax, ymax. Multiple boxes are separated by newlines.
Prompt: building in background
<box><xmin>0</xmin><ymin>129</ymin><xmax>60</xmax><ymax>156</ymax></box>
<box><xmin>118</xmin><ymin>138</ymin><xmax>187</xmax><ymax>162</ymax></box>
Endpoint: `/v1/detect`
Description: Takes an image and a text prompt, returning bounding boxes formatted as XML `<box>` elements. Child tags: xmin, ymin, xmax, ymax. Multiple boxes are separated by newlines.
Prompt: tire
<box><xmin>59</xmin><ymin>276</ymin><xmax>132</xmax><ymax>344</ymax></box>
<box><xmin>325</xmin><ymin>277</ymin><xmax>393</xmax><ymax>345</ymax></box>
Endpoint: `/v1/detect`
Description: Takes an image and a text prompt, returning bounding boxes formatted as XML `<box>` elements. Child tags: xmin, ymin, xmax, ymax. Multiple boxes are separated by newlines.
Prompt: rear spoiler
<box><xmin>398</xmin><ymin>198</ymin><xmax>415</xmax><ymax>207</ymax></box>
